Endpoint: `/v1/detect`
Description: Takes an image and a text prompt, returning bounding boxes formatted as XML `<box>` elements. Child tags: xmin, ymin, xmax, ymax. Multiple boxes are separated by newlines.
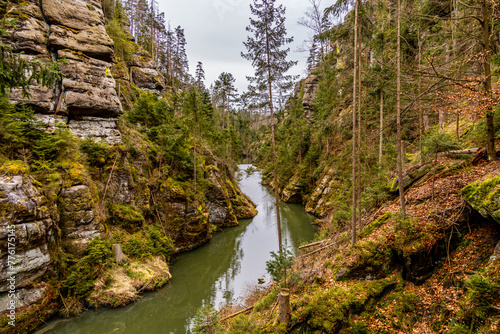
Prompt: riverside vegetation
<box><xmin>1</xmin><ymin>0</ymin><xmax>500</xmax><ymax>333</ymax></box>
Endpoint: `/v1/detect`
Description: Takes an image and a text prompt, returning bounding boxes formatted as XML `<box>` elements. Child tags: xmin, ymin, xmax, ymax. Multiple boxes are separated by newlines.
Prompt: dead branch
<box><xmin>299</xmin><ymin>240</ymin><xmax>328</xmax><ymax>250</ymax></box>
<box><xmin>219</xmin><ymin>306</ymin><xmax>254</xmax><ymax>322</ymax></box>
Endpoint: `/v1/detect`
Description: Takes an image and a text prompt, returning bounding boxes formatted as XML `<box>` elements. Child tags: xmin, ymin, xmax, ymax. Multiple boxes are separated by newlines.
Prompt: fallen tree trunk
<box><xmin>438</xmin><ymin>148</ymin><xmax>480</xmax><ymax>157</ymax></box>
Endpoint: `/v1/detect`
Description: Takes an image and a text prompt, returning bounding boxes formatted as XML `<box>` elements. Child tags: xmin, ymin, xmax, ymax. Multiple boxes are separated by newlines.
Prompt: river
<box><xmin>36</xmin><ymin>164</ymin><xmax>316</xmax><ymax>334</ymax></box>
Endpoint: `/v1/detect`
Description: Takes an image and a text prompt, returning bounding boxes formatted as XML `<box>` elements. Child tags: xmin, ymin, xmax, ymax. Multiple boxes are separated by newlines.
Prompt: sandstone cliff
<box><xmin>4</xmin><ymin>0</ymin><xmax>164</xmax><ymax>145</ymax></box>
<box><xmin>0</xmin><ymin>2</ymin><xmax>255</xmax><ymax>332</ymax></box>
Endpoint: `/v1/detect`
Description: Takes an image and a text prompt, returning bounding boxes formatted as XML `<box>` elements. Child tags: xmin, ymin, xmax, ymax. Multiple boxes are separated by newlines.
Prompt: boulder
<box><xmin>128</xmin><ymin>46</ymin><xmax>165</xmax><ymax>93</ymax></box>
<box><xmin>131</xmin><ymin>67</ymin><xmax>165</xmax><ymax>92</ymax></box>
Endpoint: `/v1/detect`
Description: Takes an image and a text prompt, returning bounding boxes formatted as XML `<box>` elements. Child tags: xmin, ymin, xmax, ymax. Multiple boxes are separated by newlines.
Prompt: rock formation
<box><xmin>6</xmin><ymin>0</ymin><xmax>122</xmax><ymax>144</ymax></box>
<box><xmin>5</xmin><ymin>0</ymin><xmax>164</xmax><ymax>145</ymax></box>
<box><xmin>293</xmin><ymin>73</ymin><xmax>320</xmax><ymax>122</ymax></box>
<box><xmin>0</xmin><ymin>175</ymin><xmax>55</xmax><ymax>313</ymax></box>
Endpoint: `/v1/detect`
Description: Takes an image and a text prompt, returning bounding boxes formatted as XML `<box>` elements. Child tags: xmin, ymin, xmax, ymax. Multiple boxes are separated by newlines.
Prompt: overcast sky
<box><xmin>157</xmin><ymin>0</ymin><xmax>326</xmax><ymax>93</ymax></box>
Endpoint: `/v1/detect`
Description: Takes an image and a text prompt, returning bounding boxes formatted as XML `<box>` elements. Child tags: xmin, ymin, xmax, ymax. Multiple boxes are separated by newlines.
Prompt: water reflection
<box><xmin>37</xmin><ymin>165</ymin><xmax>316</xmax><ymax>334</ymax></box>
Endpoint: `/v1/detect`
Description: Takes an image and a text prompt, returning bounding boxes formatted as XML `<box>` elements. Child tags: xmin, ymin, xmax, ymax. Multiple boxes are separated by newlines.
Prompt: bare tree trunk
<box><xmin>418</xmin><ymin>24</ymin><xmax>423</xmax><ymax>164</ymax></box>
<box><xmin>351</xmin><ymin>0</ymin><xmax>359</xmax><ymax>247</ymax></box>
<box><xmin>397</xmin><ymin>0</ymin><xmax>406</xmax><ymax>216</ymax></box>
<box><xmin>193</xmin><ymin>129</ymin><xmax>197</xmax><ymax>194</ymax></box>
<box><xmin>357</xmin><ymin>41</ymin><xmax>362</xmax><ymax>234</ymax></box>
<box><xmin>482</xmin><ymin>0</ymin><xmax>495</xmax><ymax>161</ymax></box>
<box><xmin>278</xmin><ymin>288</ymin><xmax>291</xmax><ymax>324</ymax></box>
<box><xmin>265</xmin><ymin>11</ymin><xmax>283</xmax><ymax>253</ymax></box>
<box><xmin>379</xmin><ymin>89</ymin><xmax>384</xmax><ymax>166</ymax></box>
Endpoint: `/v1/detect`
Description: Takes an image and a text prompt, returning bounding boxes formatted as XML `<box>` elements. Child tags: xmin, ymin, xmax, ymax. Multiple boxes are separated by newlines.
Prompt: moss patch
<box><xmin>462</xmin><ymin>175</ymin><xmax>500</xmax><ymax>224</ymax></box>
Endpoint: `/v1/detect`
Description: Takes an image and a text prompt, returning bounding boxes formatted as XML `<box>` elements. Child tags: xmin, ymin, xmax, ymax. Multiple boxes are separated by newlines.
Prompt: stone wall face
<box><xmin>0</xmin><ymin>175</ymin><xmax>55</xmax><ymax>313</ymax></box>
<box><xmin>6</xmin><ymin>0</ymin><xmax>122</xmax><ymax>143</ymax></box>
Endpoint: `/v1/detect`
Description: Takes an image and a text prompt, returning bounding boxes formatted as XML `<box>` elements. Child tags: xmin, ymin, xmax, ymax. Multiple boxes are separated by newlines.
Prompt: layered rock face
<box><xmin>5</xmin><ymin>0</ymin><xmax>127</xmax><ymax>144</ymax></box>
<box><xmin>0</xmin><ymin>175</ymin><xmax>55</xmax><ymax>313</ymax></box>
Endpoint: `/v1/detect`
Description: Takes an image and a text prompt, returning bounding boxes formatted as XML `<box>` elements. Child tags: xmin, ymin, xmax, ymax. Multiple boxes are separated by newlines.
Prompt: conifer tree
<box><xmin>241</xmin><ymin>0</ymin><xmax>297</xmax><ymax>253</ymax></box>
<box><xmin>195</xmin><ymin>62</ymin><xmax>205</xmax><ymax>88</ymax></box>
<box><xmin>174</xmin><ymin>26</ymin><xmax>189</xmax><ymax>82</ymax></box>
<box><xmin>214</xmin><ymin>72</ymin><xmax>237</xmax><ymax>129</ymax></box>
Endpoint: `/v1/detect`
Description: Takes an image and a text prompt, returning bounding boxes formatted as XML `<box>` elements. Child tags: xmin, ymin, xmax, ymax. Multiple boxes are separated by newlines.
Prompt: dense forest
<box><xmin>0</xmin><ymin>0</ymin><xmax>499</xmax><ymax>333</ymax></box>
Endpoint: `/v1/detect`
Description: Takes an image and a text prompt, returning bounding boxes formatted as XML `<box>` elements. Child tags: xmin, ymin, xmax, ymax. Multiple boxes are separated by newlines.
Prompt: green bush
<box><xmin>62</xmin><ymin>239</ymin><xmax>112</xmax><ymax>298</ymax></box>
<box><xmin>422</xmin><ymin>129</ymin><xmax>461</xmax><ymax>161</ymax></box>
<box><xmin>265</xmin><ymin>249</ymin><xmax>294</xmax><ymax>283</ymax></box>
<box><xmin>122</xmin><ymin>226</ymin><xmax>173</xmax><ymax>260</ymax></box>
<box><xmin>80</xmin><ymin>138</ymin><xmax>111</xmax><ymax>167</ymax></box>
<box><xmin>86</xmin><ymin>239</ymin><xmax>113</xmax><ymax>265</ymax></box>
<box><xmin>192</xmin><ymin>305</ymin><xmax>220</xmax><ymax>334</ymax></box>
<box><xmin>459</xmin><ymin>274</ymin><xmax>500</xmax><ymax>324</ymax></box>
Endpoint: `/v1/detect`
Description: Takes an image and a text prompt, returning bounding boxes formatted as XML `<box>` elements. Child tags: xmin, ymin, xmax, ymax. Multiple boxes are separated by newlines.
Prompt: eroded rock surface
<box><xmin>0</xmin><ymin>175</ymin><xmax>54</xmax><ymax>293</ymax></box>
<box><xmin>58</xmin><ymin>184</ymin><xmax>101</xmax><ymax>255</ymax></box>
<box><xmin>5</xmin><ymin>0</ymin><xmax>122</xmax><ymax>144</ymax></box>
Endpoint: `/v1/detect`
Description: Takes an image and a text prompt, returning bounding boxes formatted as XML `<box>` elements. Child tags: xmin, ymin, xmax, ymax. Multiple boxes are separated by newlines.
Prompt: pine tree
<box><xmin>241</xmin><ymin>0</ymin><xmax>297</xmax><ymax>253</ymax></box>
<box><xmin>213</xmin><ymin>72</ymin><xmax>237</xmax><ymax>129</ymax></box>
<box><xmin>195</xmin><ymin>62</ymin><xmax>205</xmax><ymax>88</ymax></box>
<box><xmin>174</xmin><ymin>26</ymin><xmax>189</xmax><ymax>83</ymax></box>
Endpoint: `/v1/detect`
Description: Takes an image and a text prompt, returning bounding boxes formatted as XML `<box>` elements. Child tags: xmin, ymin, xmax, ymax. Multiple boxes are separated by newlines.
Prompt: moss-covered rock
<box><xmin>388</xmin><ymin>163</ymin><xmax>433</xmax><ymax>193</ymax></box>
<box><xmin>462</xmin><ymin>175</ymin><xmax>500</xmax><ymax>224</ymax></box>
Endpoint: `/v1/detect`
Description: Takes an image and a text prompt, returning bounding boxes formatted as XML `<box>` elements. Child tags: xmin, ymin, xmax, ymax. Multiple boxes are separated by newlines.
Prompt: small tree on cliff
<box><xmin>241</xmin><ymin>0</ymin><xmax>297</xmax><ymax>253</ymax></box>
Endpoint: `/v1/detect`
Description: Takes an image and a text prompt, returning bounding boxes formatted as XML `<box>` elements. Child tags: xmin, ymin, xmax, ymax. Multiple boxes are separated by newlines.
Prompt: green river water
<box><xmin>36</xmin><ymin>165</ymin><xmax>316</xmax><ymax>334</ymax></box>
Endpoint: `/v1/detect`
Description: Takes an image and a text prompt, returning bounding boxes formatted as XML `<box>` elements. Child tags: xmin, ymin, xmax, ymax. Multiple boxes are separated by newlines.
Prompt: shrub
<box><xmin>122</xmin><ymin>226</ymin><xmax>173</xmax><ymax>260</ymax></box>
<box><xmin>192</xmin><ymin>305</ymin><xmax>220</xmax><ymax>334</ymax></box>
<box><xmin>266</xmin><ymin>249</ymin><xmax>294</xmax><ymax>283</ymax></box>
<box><xmin>79</xmin><ymin>138</ymin><xmax>111</xmax><ymax>167</ymax></box>
<box><xmin>62</xmin><ymin>238</ymin><xmax>112</xmax><ymax>298</ymax></box>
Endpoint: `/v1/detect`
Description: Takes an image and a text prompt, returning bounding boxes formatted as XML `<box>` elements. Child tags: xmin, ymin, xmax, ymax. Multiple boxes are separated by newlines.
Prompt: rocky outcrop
<box><xmin>281</xmin><ymin>173</ymin><xmax>304</xmax><ymax>204</ymax></box>
<box><xmin>462</xmin><ymin>174</ymin><xmax>500</xmax><ymax>225</ymax></box>
<box><xmin>305</xmin><ymin>167</ymin><xmax>337</xmax><ymax>218</ymax></box>
<box><xmin>5</xmin><ymin>0</ymin><xmax>122</xmax><ymax>144</ymax></box>
<box><xmin>58</xmin><ymin>185</ymin><xmax>101</xmax><ymax>256</ymax></box>
<box><xmin>294</xmin><ymin>73</ymin><xmax>320</xmax><ymax>121</ymax></box>
<box><xmin>0</xmin><ymin>175</ymin><xmax>54</xmax><ymax>294</ymax></box>
<box><xmin>128</xmin><ymin>47</ymin><xmax>165</xmax><ymax>94</ymax></box>
<box><xmin>68</xmin><ymin>116</ymin><xmax>122</xmax><ymax>145</ymax></box>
